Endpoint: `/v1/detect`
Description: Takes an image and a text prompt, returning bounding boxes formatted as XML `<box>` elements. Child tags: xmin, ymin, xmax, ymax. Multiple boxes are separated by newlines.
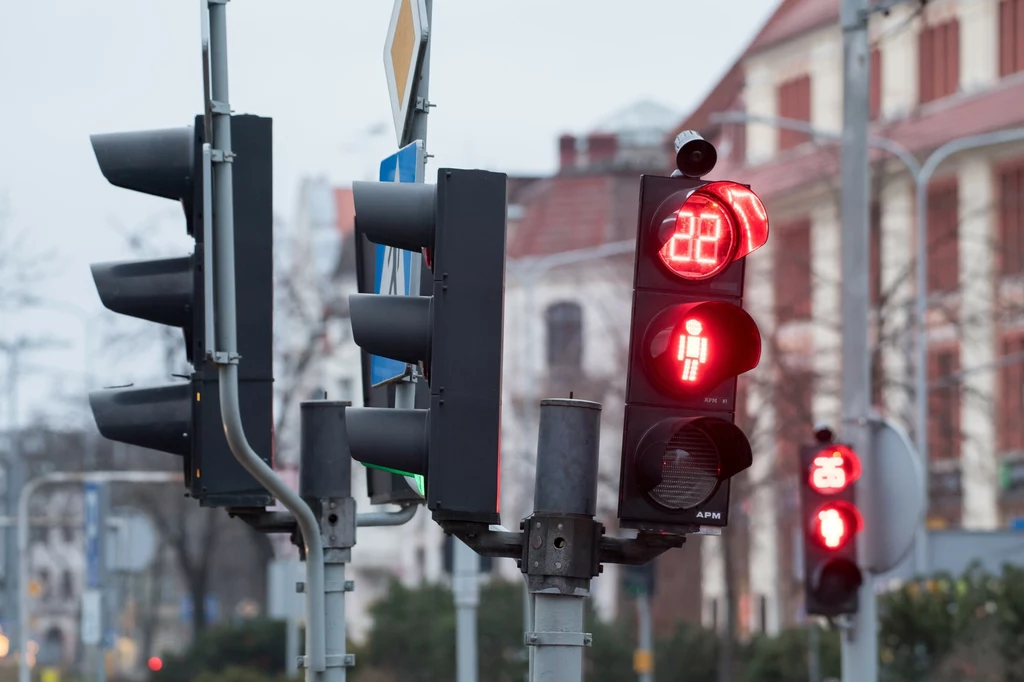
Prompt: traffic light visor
<box><xmin>635</xmin><ymin>416</ymin><xmax>753</xmax><ymax>511</ymax></box>
<box><xmin>652</xmin><ymin>181</ymin><xmax>768</xmax><ymax>281</ymax></box>
<box><xmin>810</xmin><ymin>500</ymin><xmax>863</xmax><ymax>550</ymax></box>
<box><xmin>808</xmin><ymin>444</ymin><xmax>862</xmax><ymax>494</ymax></box>
<box><xmin>642</xmin><ymin>301</ymin><xmax>761</xmax><ymax>398</ymax></box>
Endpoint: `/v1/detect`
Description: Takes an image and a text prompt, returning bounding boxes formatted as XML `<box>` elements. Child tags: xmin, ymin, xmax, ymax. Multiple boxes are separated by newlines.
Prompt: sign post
<box><xmin>82</xmin><ymin>481</ymin><xmax>107</xmax><ymax>682</ymax></box>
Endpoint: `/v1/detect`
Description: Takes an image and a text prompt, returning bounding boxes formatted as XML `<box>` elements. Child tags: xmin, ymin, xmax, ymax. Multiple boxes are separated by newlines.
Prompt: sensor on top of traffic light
<box><xmin>800</xmin><ymin>441</ymin><xmax>865</xmax><ymax>617</ymax></box>
<box><xmin>618</xmin><ymin>134</ymin><xmax>768</xmax><ymax>534</ymax></box>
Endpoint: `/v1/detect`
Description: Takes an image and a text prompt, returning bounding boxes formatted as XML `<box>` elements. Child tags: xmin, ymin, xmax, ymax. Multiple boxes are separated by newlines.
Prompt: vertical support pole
<box><xmin>300</xmin><ymin>400</ymin><xmax>357</xmax><ymax>682</ymax></box>
<box><xmin>839</xmin><ymin>0</ymin><xmax>878</xmax><ymax>680</ymax></box>
<box><xmin>4</xmin><ymin>348</ymin><xmax>22</xmax><ymax>665</ymax></box>
<box><xmin>453</xmin><ymin>539</ymin><xmax>479</xmax><ymax>682</ymax></box>
<box><xmin>525</xmin><ymin>399</ymin><xmax>601</xmax><ymax>682</ymax></box>
<box><xmin>809</xmin><ymin>623</ymin><xmax>822</xmax><ymax>682</ymax></box>
<box><xmin>635</xmin><ymin>592</ymin><xmax>653</xmax><ymax>682</ymax></box>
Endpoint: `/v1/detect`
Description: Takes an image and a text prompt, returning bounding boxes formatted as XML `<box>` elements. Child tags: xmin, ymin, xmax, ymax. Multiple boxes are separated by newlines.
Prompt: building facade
<box><xmin>671</xmin><ymin>0</ymin><xmax>1024</xmax><ymax>636</ymax></box>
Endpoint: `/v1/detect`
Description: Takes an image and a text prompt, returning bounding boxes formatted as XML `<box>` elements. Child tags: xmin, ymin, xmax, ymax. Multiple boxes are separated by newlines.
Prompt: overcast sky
<box><xmin>0</xmin><ymin>0</ymin><xmax>777</xmax><ymax>428</ymax></box>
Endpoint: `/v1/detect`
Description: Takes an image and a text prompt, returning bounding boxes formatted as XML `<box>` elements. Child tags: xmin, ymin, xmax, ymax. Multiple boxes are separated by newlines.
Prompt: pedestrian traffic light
<box><xmin>800</xmin><ymin>440</ymin><xmax>864</xmax><ymax>616</ymax></box>
<box><xmin>617</xmin><ymin>160</ymin><xmax>768</xmax><ymax>533</ymax></box>
<box><xmin>87</xmin><ymin>114</ymin><xmax>275</xmax><ymax>509</ymax></box>
<box><xmin>345</xmin><ymin>168</ymin><xmax>507</xmax><ymax>526</ymax></box>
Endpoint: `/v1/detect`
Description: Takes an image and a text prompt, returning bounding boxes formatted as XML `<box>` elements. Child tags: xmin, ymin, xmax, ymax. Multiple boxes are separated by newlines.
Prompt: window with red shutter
<box><xmin>998</xmin><ymin>334</ymin><xmax>1024</xmax><ymax>453</ymax></box>
<box><xmin>926</xmin><ymin>181</ymin><xmax>959</xmax><ymax>293</ymax></box>
<box><xmin>870</xmin><ymin>48</ymin><xmax>882</xmax><ymax>120</ymax></box>
<box><xmin>999</xmin><ymin>162</ymin><xmax>1024</xmax><ymax>276</ymax></box>
<box><xmin>870</xmin><ymin>202</ymin><xmax>882</xmax><ymax>306</ymax></box>
<box><xmin>1000</xmin><ymin>0</ymin><xmax>1024</xmax><ymax>77</ymax></box>
<box><xmin>928</xmin><ymin>345</ymin><xmax>962</xmax><ymax>462</ymax></box>
<box><xmin>775</xmin><ymin>368</ymin><xmax>815</xmax><ymax>462</ymax></box>
<box><xmin>918</xmin><ymin>19</ymin><xmax>961</xmax><ymax>104</ymax></box>
<box><xmin>774</xmin><ymin>219</ymin><xmax>813</xmax><ymax>324</ymax></box>
<box><xmin>777</xmin><ymin>75</ymin><xmax>812</xmax><ymax>151</ymax></box>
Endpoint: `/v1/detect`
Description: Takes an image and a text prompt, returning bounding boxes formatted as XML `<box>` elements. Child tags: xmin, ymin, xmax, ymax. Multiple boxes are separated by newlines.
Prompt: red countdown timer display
<box><xmin>808</xmin><ymin>445</ymin><xmax>861</xmax><ymax>495</ymax></box>
<box><xmin>810</xmin><ymin>501</ymin><xmax>863</xmax><ymax>550</ymax></box>
<box><xmin>655</xmin><ymin>181</ymin><xmax>769</xmax><ymax>281</ymax></box>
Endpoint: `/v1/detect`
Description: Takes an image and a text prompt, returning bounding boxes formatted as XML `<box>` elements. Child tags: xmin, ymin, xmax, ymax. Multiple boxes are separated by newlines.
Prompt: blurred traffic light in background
<box><xmin>87</xmin><ymin>115</ymin><xmax>274</xmax><ymax>509</ymax></box>
<box><xmin>800</xmin><ymin>440</ymin><xmax>864</xmax><ymax>616</ymax></box>
<box><xmin>346</xmin><ymin>168</ymin><xmax>508</xmax><ymax>525</ymax></box>
<box><xmin>617</xmin><ymin>140</ymin><xmax>769</xmax><ymax>533</ymax></box>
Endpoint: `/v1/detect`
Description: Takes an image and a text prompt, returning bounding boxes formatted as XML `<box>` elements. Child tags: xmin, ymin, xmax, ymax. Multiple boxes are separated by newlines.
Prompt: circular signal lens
<box><xmin>643</xmin><ymin>423</ymin><xmax>720</xmax><ymax>510</ymax></box>
<box><xmin>810</xmin><ymin>502</ymin><xmax>861</xmax><ymax>550</ymax></box>
<box><xmin>656</xmin><ymin>192</ymin><xmax>737</xmax><ymax>280</ymax></box>
<box><xmin>808</xmin><ymin>445</ymin><xmax>862</xmax><ymax>495</ymax></box>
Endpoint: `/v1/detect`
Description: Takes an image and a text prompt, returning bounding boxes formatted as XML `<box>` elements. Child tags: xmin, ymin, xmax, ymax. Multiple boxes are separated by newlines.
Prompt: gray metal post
<box><xmin>636</xmin><ymin>592</ymin><xmax>653</xmax><ymax>682</ymax></box>
<box><xmin>839</xmin><ymin>0</ymin><xmax>878</xmax><ymax>679</ymax></box>
<box><xmin>94</xmin><ymin>483</ymin><xmax>109</xmax><ymax>682</ymax></box>
<box><xmin>202</xmin><ymin>1</ymin><xmax>326</xmax><ymax>677</ymax></box>
<box><xmin>299</xmin><ymin>400</ymin><xmax>357</xmax><ymax>682</ymax></box>
<box><xmin>407</xmin><ymin>0</ymin><xmax>433</xmax><ymax>159</ymax></box>
<box><xmin>453</xmin><ymin>539</ymin><xmax>480</xmax><ymax>682</ymax></box>
<box><xmin>526</xmin><ymin>399</ymin><xmax>601</xmax><ymax>682</ymax></box>
<box><xmin>3</xmin><ymin>345</ymin><xmax>23</xmax><ymax>658</ymax></box>
<box><xmin>809</xmin><ymin>623</ymin><xmax>822</xmax><ymax>682</ymax></box>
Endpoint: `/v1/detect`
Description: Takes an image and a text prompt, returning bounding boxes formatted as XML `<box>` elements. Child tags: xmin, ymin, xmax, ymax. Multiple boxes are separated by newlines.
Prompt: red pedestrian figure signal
<box><xmin>678</xmin><ymin>319</ymin><xmax>709</xmax><ymax>382</ymax></box>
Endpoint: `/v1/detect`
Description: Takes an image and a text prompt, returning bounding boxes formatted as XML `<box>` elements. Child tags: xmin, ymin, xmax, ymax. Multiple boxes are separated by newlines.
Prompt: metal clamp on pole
<box><xmin>522</xmin><ymin>399</ymin><xmax>603</xmax><ymax>682</ymax></box>
<box><xmin>299</xmin><ymin>400</ymin><xmax>358</xmax><ymax>681</ymax></box>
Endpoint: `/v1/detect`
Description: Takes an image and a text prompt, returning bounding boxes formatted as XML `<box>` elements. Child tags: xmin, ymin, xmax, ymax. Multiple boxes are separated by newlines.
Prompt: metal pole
<box><xmin>203</xmin><ymin>2</ymin><xmax>326</xmax><ymax>677</ymax></box>
<box><xmin>809</xmin><ymin>623</ymin><xmax>822</xmax><ymax>682</ymax></box>
<box><xmin>406</xmin><ymin>0</ymin><xmax>432</xmax><ymax>161</ymax></box>
<box><xmin>911</xmin><ymin>127</ymin><xmax>1024</xmax><ymax>571</ymax></box>
<box><xmin>453</xmin><ymin>539</ymin><xmax>480</xmax><ymax>682</ymax></box>
<box><xmin>299</xmin><ymin>400</ymin><xmax>357</xmax><ymax>682</ymax></box>
<box><xmin>526</xmin><ymin>399</ymin><xmax>601</xmax><ymax>682</ymax></box>
<box><xmin>636</xmin><ymin>592</ymin><xmax>653</xmax><ymax>682</ymax></box>
<box><xmin>4</xmin><ymin>346</ymin><xmax>23</xmax><ymax>662</ymax></box>
<box><xmin>839</xmin><ymin>0</ymin><xmax>877</xmax><ymax>680</ymax></box>
<box><xmin>17</xmin><ymin>471</ymin><xmax>182</xmax><ymax>682</ymax></box>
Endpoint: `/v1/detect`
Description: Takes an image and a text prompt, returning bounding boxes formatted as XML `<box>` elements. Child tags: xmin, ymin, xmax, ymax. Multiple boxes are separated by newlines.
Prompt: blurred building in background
<box><xmin>671</xmin><ymin>0</ymin><xmax>1024</xmax><ymax>639</ymax></box>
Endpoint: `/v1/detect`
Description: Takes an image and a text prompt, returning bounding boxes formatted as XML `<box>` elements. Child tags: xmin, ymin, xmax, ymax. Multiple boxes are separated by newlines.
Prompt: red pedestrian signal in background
<box><xmin>148</xmin><ymin>657</ymin><xmax>163</xmax><ymax>672</ymax></box>
<box><xmin>618</xmin><ymin>133</ymin><xmax>768</xmax><ymax>534</ymax></box>
<box><xmin>800</xmin><ymin>439</ymin><xmax>864</xmax><ymax>617</ymax></box>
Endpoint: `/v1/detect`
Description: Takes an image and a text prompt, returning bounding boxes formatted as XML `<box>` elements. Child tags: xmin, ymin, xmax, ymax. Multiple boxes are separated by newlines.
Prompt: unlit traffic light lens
<box><xmin>648</xmin><ymin>423</ymin><xmax>720</xmax><ymax>510</ymax></box>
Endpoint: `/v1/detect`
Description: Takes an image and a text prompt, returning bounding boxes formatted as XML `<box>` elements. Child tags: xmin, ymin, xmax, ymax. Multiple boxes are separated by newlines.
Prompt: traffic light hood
<box><xmin>91</xmin><ymin>127</ymin><xmax>195</xmax><ymax>203</ymax></box>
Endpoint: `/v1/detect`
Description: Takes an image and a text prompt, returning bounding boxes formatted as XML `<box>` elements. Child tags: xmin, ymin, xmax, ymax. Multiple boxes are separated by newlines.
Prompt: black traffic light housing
<box><xmin>347</xmin><ymin>168</ymin><xmax>507</xmax><ymax>525</ymax></box>
<box><xmin>88</xmin><ymin>114</ymin><xmax>274</xmax><ymax>509</ymax></box>
<box><xmin>353</xmin><ymin>222</ymin><xmax>430</xmax><ymax>506</ymax></box>
<box><xmin>799</xmin><ymin>440</ymin><xmax>865</xmax><ymax>617</ymax></box>
<box><xmin>618</xmin><ymin>171</ymin><xmax>769</xmax><ymax>534</ymax></box>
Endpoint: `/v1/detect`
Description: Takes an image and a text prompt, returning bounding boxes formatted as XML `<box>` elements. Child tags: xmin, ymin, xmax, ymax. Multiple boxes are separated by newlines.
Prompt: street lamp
<box><xmin>709</xmin><ymin>110</ymin><xmax>1024</xmax><ymax>571</ymax></box>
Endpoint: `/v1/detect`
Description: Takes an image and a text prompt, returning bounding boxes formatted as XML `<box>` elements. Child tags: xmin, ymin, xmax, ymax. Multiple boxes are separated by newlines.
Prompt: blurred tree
<box><xmin>655</xmin><ymin>622</ymin><xmax>721</xmax><ymax>682</ymax></box>
<box><xmin>742</xmin><ymin>627</ymin><xmax>840</xmax><ymax>682</ymax></box>
<box><xmin>152</xmin><ymin>618</ymin><xmax>286</xmax><ymax>682</ymax></box>
<box><xmin>584</xmin><ymin>601</ymin><xmax>634</xmax><ymax>682</ymax></box>
<box><xmin>354</xmin><ymin>578</ymin><xmax>528</xmax><ymax>682</ymax></box>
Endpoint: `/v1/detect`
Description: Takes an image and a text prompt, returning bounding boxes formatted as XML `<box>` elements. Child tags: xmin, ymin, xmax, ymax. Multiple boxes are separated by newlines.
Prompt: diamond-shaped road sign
<box><xmin>384</xmin><ymin>0</ymin><xmax>429</xmax><ymax>147</ymax></box>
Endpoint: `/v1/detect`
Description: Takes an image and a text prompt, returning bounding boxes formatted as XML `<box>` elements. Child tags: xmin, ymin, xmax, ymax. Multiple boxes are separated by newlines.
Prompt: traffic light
<box><xmin>88</xmin><ymin>114</ymin><xmax>274</xmax><ymax>509</ymax></box>
<box><xmin>346</xmin><ymin>168</ymin><xmax>507</xmax><ymax>525</ymax></box>
<box><xmin>800</xmin><ymin>441</ymin><xmax>864</xmax><ymax>616</ymax></box>
<box><xmin>617</xmin><ymin>171</ymin><xmax>769</xmax><ymax>533</ymax></box>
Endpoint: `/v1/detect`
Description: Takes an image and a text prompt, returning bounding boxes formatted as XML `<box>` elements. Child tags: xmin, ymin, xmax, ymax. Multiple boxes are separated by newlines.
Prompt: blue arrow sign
<box><xmin>370</xmin><ymin>140</ymin><xmax>424</xmax><ymax>386</ymax></box>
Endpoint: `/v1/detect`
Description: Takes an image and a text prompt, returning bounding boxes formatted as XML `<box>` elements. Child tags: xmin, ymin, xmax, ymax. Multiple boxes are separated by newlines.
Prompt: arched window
<box><xmin>545</xmin><ymin>302</ymin><xmax>583</xmax><ymax>370</ymax></box>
